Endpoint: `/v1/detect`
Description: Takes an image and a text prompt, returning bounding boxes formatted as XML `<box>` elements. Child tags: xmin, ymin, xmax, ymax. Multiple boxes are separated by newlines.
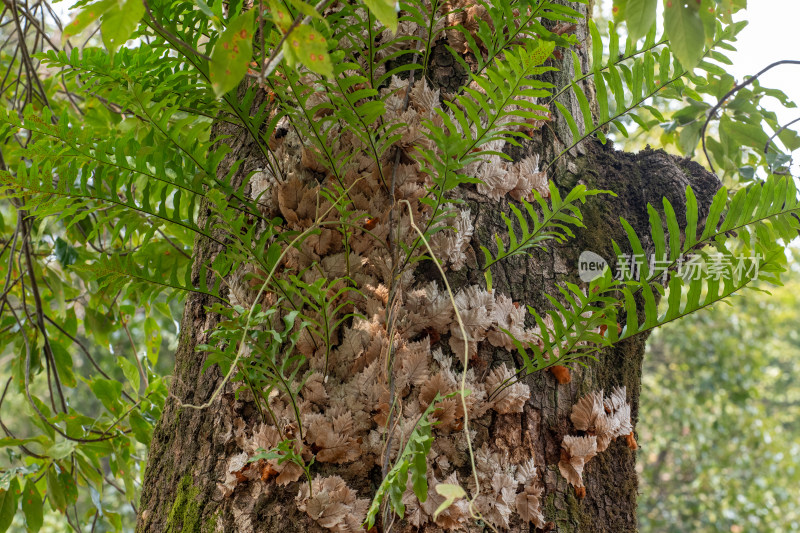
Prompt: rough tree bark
<box><xmin>136</xmin><ymin>2</ymin><xmax>720</xmax><ymax>532</ymax></box>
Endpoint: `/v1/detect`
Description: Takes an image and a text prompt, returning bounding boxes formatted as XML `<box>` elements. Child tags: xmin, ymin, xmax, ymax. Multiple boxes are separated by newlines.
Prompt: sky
<box><xmin>727</xmin><ymin>0</ymin><xmax>800</xmax><ymax>126</ymax></box>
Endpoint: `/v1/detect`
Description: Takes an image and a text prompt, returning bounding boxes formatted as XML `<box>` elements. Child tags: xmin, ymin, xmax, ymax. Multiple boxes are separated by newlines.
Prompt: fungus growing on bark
<box><xmin>296</xmin><ymin>475</ymin><xmax>370</xmax><ymax>532</ymax></box>
<box><xmin>559</xmin><ymin>387</ymin><xmax>637</xmax><ymax>495</ymax></box>
<box><xmin>558</xmin><ymin>435</ymin><xmax>598</xmax><ymax>498</ymax></box>
<box><xmin>209</xmin><ymin>69</ymin><xmax>579</xmax><ymax>531</ymax></box>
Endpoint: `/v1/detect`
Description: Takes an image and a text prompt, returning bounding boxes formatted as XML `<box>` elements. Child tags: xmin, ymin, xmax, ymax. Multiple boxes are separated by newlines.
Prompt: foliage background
<box><xmin>639</xmin><ymin>260</ymin><xmax>800</xmax><ymax>532</ymax></box>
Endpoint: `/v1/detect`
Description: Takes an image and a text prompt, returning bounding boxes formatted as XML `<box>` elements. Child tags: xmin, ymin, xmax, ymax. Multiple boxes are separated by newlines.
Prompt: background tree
<box><xmin>639</xmin><ymin>262</ymin><xmax>800</xmax><ymax>533</ymax></box>
<box><xmin>0</xmin><ymin>0</ymin><xmax>798</xmax><ymax>532</ymax></box>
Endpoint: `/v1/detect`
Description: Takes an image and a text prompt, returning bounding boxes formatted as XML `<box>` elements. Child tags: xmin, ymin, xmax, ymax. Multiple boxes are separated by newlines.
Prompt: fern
<box><xmin>452</xmin><ymin>0</ymin><xmax>586</xmax><ymax>76</ymax></box>
<box><xmin>278</xmin><ymin>274</ymin><xmax>364</xmax><ymax>376</ymax></box>
<box><xmin>364</xmin><ymin>393</ymin><xmax>441</xmax><ymax>528</ymax></box>
<box><xmin>409</xmin><ymin>39</ymin><xmax>556</xmax><ymax>259</ymax></box>
<box><xmin>498</xmin><ymin>174</ymin><xmax>800</xmax><ymax>393</ymax></box>
<box><xmin>201</xmin><ymin>303</ymin><xmax>310</xmax><ymax>433</ymax></box>
<box><xmin>0</xmin><ymin>162</ymin><xmax>213</xmax><ymax>246</ymax></box>
<box><xmin>480</xmin><ymin>182</ymin><xmax>609</xmax><ymax>290</ymax></box>
<box><xmin>500</xmin><ymin>274</ymin><xmax>620</xmax><ymax>384</ymax></box>
<box><xmin>548</xmin><ymin>19</ymin><xmax>748</xmax><ymax>168</ymax></box>
<box><xmin>72</xmin><ymin>249</ymin><xmax>228</xmax><ymax>303</ymax></box>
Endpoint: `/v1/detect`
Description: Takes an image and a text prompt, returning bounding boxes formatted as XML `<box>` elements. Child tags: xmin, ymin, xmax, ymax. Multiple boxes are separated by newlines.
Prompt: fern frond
<box><xmin>453</xmin><ymin>0</ymin><xmax>585</xmax><ymax>76</ymax></box>
<box><xmin>72</xmin><ymin>247</ymin><xmax>226</xmax><ymax>302</ymax></box>
<box><xmin>548</xmin><ymin>18</ymin><xmax>746</xmax><ymax>167</ymax></box>
<box><xmin>441</xmin><ymin>40</ymin><xmax>555</xmax><ymax>154</ymax></box>
<box><xmin>511</xmin><ymin>174</ymin><xmax>799</xmax><ymax>385</ymax></box>
<box><xmin>0</xmin><ymin>159</ymin><xmax>216</xmax><ymax>244</ymax></box>
<box><xmin>480</xmin><ymin>183</ymin><xmax>610</xmax><ymax>290</ymax></box>
<box><xmin>513</xmin><ymin>274</ymin><xmax>618</xmax><ymax>375</ymax></box>
<box><xmin>364</xmin><ymin>393</ymin><xmax>439</xmax><ymax>528</ymax></box>
<box><xmin>409</xmin><ymin>39</ymin><xmax>557</xmax><ymax>254</ymax></box>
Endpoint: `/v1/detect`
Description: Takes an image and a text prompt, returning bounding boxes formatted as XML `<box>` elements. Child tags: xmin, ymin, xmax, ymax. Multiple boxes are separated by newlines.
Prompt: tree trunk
<box><xmin>136</xmin><ymin>2</ymin><xmax>720</xmax><ymax>532</ymax></box>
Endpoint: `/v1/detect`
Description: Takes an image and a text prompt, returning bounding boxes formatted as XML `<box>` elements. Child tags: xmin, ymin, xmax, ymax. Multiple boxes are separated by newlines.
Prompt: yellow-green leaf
<box><xmin>282</xmin><ymin>24</ymin><xmax>333</xmax><ymax>78</ymax></box>
<box><xmin>268</xmin><ymin>0</ymin><xmax>292</xmax><ymax>32</ymax></box>
<box><xmin>62</xmin><ymin>0</ymin><xmax>115</xmax><ymax>41</ymax></box>
<box><xmin>362</xmin><ymin>0</ymin><xmax>397</xmax><ymax>34</ymax></box>
<box><xmin>525</xmin><ymin>40</ymin><xmax>556</xmax><ymax>69</ymax></box>
<box><xmin>612</xmin><ymin>0</ymin><xmax>628</xmax><ymax>20</ymax></box>
<box><xmin>101</xmin><ymin>0</ymin><xmax>146</xmax><ymax>52</ymax></box>
<box><xmin>663</xmin><ymin>0</ymin><xmax>704</xmax><ymax>70</ymax></box>
<box><xmin>433</xmin><ymin>483</ymin><xmax>466</xmax><ymax>520</ymax></box>
<box><xmin>288</xmin><ymin>0</ymin><xmax>327</xmax><ymax>25</ymax></box>
<box><xmin>209</xmin><ymin>9</ymin><xmax>256</xmax><ymax>97</ymax></box>
<box><xmin>626</xmin><ymin>0</ymin><xmax>657</xmax><ymax>41</ymax></box>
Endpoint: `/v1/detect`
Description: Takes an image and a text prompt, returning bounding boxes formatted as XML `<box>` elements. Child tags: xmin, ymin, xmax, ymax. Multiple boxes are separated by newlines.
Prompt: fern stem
<box><xmin>544</xmin><ymin>68</ymin><xmax>687</xmax><ymax>174</ymax></box>
<box><xmin>544</xmin><ymin>37</ymin><xmax>669</xmax><ymax>108</ymax></box>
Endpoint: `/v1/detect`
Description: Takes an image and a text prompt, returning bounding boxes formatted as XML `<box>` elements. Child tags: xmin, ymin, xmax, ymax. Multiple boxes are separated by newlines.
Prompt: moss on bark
<box><xmin>165</xmin><ymin>475</ymin><xmax>202</xmax><ymax>533</ymax></box>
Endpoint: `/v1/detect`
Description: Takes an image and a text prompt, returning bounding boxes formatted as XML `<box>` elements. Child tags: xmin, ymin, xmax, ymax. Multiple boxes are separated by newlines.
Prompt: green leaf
<box><xmin>647</xmin><ymin>204</ymin><xmax>666</xmax><ymax>264</ymax></box>
<box><xmin>720</xmin><ymin>115</ymin><xmax>770</xmax><ymax>150</ymax></box>
<box><xmin>129</xmin><ymin>411</ymin><xmax>152</xmax><ymax>446</ymax></box>
<box><xmin>0</xmin><ymin>436</ymin><xmax>47</xmax><ymax>448</ymax></box>
<box><xmin>364</xmin><ymin>396</ymin><xmax>438</xmax><ymax>527</ymax></box>
<box><xmin>589</xmin><ymin>21</ymin><xmax>603</xmax><ymax>71</ymax></box>
<box><xmin>59</xmin><ymin>472</ymin><xmax>78</xmax><ymax>508</ymax></box>
<box><xmin>101</xmin><ymin>0</ymin><xmax>146</xmax><ymax>52</ymax></box>
<box><xmin>362</xmin><ymin>0</ymin><xmax>398</xmax><ymax>34</ymax></box>
<box><xmin>626</xmin><ymin>0</ymin><xmax>657</xmax><ymax>40</ymax></box>
<box><xmin>209</xmin><ymin>9</ymin><xmax>256</xmax><ymax>97</ymax></box>
<box><xmin>411</xmin><ymin>450</ymin><xmax>428</xmax><ymax>502</ymax></box>
<box><xmin>54</xmin><ymin>238</ymin><xmax>78</xmax><ymax>267</ymax></box>
<box><xmin>663</xmin><ymin>0</ymin><xmax>705</xmax><ymax>70</ymax></box>
<box><xmin>21</xmin><ymin>480</ymin><xmax>42</xmax><ymax>533</ymax></box>
<box><xmin>62</xmin><ymin>0</ymin><xmax>115</xmax><ymax>41</ymax></box>
<box><xmin>195</xmin><ymin>0</ymin><xmax>223</xmax><ymax>22</ymax></box>
<box><xmin>50</xmin><ymin>343</ymin><xmax>76</xmax><ymax>389</ymax></box>
<box><xmin>48</xmin><ymin>439</ymin><xmax>76</xmax><ymax>461</ymax></box>
<box><xmin>684</xmin><ymin>185</ymin><xmax>698</xmax><ymax>250</ymax></box>
<box><xmin>282</xmin><ymin>24</ymin><xmax>333</xmax><ymax>78</ymax></box>
<box><xmin>555</xmin><ymin>101</ymin><xmax>580</xmax><ymax>143</ymax></box>
<box><xmin>701</xmin><ymin>186</ymin><xmax>728</xmax><ymax>240</ymax></box>
<box><xmin>88</xmin><ymin>378</ymin><xmax>123</xmax><ymax>416</ymax></box>
<box><xmin>84</xmin><ymin>309</ymin><xmax>112</xmax><ymax>348</ymax></box>
<box><xmin>663</xmin><ymin>197</ymin><xmax>681</xmax><ymax>261</ymax></box>
<box><xmin>117</xmin><ymin>356</ymin><xmax>141</xmax><ymax>394</ymax></box>
<box><xmin>433</xmin><ymin>483</ymin><xmax>466</xmax><ymax>519</ymax></box>
<box><xmin>46</xmin><ymin>469</ymin><xmax>66</xmax><ymax>513</ymax></box>
<box><xmin>574</xmin><ymin>81</ymin><xmax>595</xmax><ymax>131</ymax></box>
<box><xmin>0</xmin><ymin>478</ymin><xmax>19</xmax><ymax>533</ymax></box>
<box><xmin>144</xmin><ymin>316</ymin><xmax>162</xmax><ymax>366</ymax></box>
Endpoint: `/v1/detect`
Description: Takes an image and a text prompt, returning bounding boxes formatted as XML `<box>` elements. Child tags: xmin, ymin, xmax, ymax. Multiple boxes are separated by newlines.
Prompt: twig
<box><xmin>701</xmin><ymin>60</ymin><xmax>800</xmax><ymax>174</ymax></box>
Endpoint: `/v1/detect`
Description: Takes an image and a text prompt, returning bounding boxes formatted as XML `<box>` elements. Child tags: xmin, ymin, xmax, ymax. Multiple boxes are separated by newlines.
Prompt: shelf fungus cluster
<box><xmin>559</xmin><ymin>387</ymin><xmax>637</xmax><ymax>498</ymax></box>
<box><xmin>213</xmin><ymin>60</ymin><xmax>558</xmax><ymax>529</ymax></box>
<box><xmin>206</xmin><ymin>1</ymin><xmax>613</xmax><ymax>528</ymax></box>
